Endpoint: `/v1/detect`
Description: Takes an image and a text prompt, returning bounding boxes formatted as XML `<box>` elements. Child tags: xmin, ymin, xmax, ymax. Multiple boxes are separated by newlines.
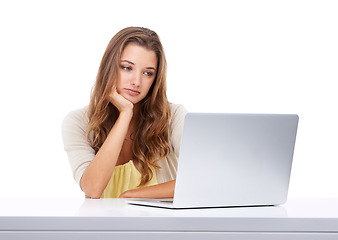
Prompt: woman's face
<box><xmin>116</xmin><ymin>43</ymin><xmax>157</xmax><ymax>105</ymax></box>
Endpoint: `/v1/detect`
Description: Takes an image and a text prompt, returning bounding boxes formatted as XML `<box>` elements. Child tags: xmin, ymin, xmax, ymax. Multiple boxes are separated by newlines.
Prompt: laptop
<box><xmin>128</xmin><ymin>113</ymin><xmax>299</xmax><ymax>209</ymax></box>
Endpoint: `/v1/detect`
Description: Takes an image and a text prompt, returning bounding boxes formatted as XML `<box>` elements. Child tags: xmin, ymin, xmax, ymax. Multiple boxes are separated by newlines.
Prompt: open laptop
<box><xmin>128</xmin><ymin>113</ymin><xmax>299</xmax><ymax>209</ymax></box>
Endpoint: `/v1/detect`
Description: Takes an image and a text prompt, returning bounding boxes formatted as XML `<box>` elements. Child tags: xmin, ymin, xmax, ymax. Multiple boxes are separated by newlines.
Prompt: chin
<box><xmin>121</xmin><ymin>94</ymin><xmax>138</xmax><ymax>105</ymax></box>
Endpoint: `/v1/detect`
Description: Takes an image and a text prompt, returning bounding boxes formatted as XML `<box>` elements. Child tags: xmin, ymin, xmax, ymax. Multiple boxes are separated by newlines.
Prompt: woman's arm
<box><xmin>80</xmin><ymin>89</ymin><xmax>134</xmax><ymax>199</ymax></box>
<box><xmin>119</xmin><ymin>180</ymin><xmax>176</xmax><ymax>198</ymax></box>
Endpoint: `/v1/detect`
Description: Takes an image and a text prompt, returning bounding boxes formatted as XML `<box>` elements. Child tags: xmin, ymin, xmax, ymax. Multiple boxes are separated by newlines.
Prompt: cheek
<box><xmin>116</xmin><ymin>78</ymin><xmax>122</xmax><ymax>92</ymax></box>
<box><xmin>146</xmin><ymin>78</ymin><xmax>156</xmax><ymax>90</ymax></box>
<box><xmin>141</xmin><ymin>82</ymin><xmax>154</xmax><ymax>97</ymax></box>
<box><xmin>116</xmin><ymin>72</ymin><xmax>127</xmax><ymax>88</ymax></box>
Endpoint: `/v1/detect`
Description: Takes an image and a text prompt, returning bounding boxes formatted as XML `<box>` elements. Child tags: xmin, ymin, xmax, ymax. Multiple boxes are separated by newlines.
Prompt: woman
<box><xmin>62</xmin><ymin>27</ymin><xmax>187</xmax><ymax>199</ymax></box>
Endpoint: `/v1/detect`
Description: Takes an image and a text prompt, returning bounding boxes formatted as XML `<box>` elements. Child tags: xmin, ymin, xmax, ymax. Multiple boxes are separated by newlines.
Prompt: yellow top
<box><xmin>101</xmin><ymin>160</ymin><xmax>158</xmax><ymax>198</ymax></box>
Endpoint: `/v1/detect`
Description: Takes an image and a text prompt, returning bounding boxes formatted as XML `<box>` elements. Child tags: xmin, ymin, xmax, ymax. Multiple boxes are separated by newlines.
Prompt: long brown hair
<box><xmin>86</xmin><ymin>27</ymin><xmax>171</xmax><ymax>186</ymax></box>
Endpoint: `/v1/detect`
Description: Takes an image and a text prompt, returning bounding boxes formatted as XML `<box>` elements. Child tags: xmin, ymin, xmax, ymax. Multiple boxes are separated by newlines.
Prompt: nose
<box><xmin>130</xmin><ymin>71</ymin><xmax>142</xmax><ymax>87</ymax></box>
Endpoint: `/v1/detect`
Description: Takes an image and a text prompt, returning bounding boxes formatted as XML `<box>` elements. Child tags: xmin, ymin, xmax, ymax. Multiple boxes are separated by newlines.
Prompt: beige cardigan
<box><xmin>61</xmin><ymin>103</ymin><xmax>187</xmax><ymax>185</ymax></box>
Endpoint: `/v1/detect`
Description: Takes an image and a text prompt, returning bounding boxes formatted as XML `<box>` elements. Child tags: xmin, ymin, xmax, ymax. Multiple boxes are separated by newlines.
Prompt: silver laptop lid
<box><xmin>173</xmin><ymin>113</ymin><xmax>299</xmax><ymax>208</ymax></box>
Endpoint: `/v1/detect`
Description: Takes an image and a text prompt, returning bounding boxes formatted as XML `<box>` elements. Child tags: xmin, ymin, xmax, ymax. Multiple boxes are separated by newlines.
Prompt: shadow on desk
<box><xmin>76</xmin><ymin>198</ymin><xmax>288</xmax><ymax>218</ymax></box>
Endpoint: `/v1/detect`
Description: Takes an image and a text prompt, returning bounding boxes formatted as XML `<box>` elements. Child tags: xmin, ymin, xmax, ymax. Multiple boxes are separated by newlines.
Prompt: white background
<box><xmin>0</xmin><ymin>0</ymin><xmax>337</xmax><ymax>199</ymax></box>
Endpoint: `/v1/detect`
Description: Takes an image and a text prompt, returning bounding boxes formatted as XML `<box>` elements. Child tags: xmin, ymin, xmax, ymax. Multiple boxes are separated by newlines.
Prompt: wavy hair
<box><xmin>86</xmin><ymin>27</ymin><xmax>171</xmax><ymax>186</ymax></box>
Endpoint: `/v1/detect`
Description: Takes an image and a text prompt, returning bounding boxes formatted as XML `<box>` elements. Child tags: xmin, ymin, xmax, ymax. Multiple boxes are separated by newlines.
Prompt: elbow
<box><xmin>85</xmin><ymin>192</ymin><xmax>102</xmax><ymax>199</ymax></box>
<box><xmin>80</xmin><ymin>178</ymin><xmax>104</xmax><ymax>199</ymax></box>
<box><xmin>84</xmin><ymin>189</ymin><xmax>102</xmax><ymax>199</ymax></box>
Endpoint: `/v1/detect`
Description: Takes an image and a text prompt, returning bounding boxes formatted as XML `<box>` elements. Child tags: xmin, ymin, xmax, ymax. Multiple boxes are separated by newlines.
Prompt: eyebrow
<box><xmin>120</xmin><ymin>60</ymin><xmax>156</xmax><ymax>71</ymax></box>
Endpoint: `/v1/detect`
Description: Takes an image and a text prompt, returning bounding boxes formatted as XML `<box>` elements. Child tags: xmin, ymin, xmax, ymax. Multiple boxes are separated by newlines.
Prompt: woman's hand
<box><xmin>119</xmin><ymin>189</ymin><xmax>135</xmax><ymax>198</ymax></box>
<box><xmin>109</xmin><ymin>87</ymin><xmax>134</xmax><ymax>114</ymax></box>
<box><xmin>119</xmin><ymin>180</ymin><xmax>176</xmax><ymax>198</ymax></box>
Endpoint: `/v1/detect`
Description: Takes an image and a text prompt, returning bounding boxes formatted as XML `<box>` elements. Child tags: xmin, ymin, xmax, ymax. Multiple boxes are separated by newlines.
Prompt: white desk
<box><xmin>0</xmin><ymin>198</ymin><xmax>337</xmax><ymax>240</ymax></box>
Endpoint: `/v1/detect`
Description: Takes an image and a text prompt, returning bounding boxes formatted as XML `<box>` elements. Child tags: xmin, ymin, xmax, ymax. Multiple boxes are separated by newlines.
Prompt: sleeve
<box><xmin>170</xmin><ymin>104</ymin><xmax>188</xmax><ymax>157</ymax></box>
<box><xmin>61</xmin><ymin>108</ymin><xmax>95</xmax><ymax>185</ymax></box>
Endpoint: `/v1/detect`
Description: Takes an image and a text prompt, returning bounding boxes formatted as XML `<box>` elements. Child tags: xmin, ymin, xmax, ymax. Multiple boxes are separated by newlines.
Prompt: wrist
<box><xmin>119</xmin><ymin>109</ymin><xmax>133</xmax><ymax>120</ymax></box>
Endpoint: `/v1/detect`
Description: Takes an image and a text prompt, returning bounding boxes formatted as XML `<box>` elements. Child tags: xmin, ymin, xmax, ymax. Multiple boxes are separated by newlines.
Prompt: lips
<box><xmin>125</xmin><ymin>88</ymin><xmax>140</xmax><ymax>96</ymax></box>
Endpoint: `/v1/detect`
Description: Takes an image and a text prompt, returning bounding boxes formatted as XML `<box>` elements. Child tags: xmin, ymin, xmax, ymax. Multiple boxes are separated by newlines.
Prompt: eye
<box><xmin>144</xmin><ymin>71</ymin><xmax>154</xmax><ymax>77</ymax></box>
<box><xmin>121</xmin><ymin>65</ymin><xmax>131</xmax><ymax>71</ymax></box>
